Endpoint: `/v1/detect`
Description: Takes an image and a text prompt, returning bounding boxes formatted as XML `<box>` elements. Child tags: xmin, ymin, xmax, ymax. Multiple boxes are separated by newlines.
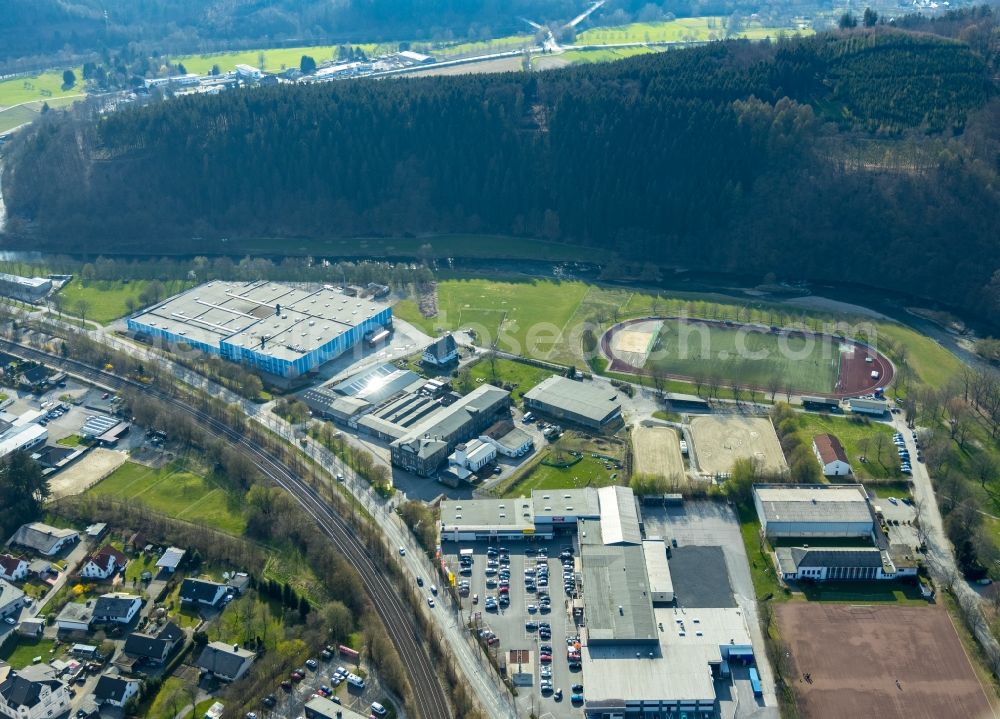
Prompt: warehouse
<box><xmin>642</xmin><ymin>539</ymin><xmax>674</xmax><ymax>604</ymax></box>
<box><xmin>389</xmin><ymin>384</ymin><xmax>510</xmax><ymax>476</ymax></box>
<box><xmin>753</xmin><ymin>484</ymin><xmax>874</xmax><ymax>538</ymax></box>
<box><xmin>523</xmin><ymin>376</ymin><xmax>623</xmax><ymax>431</ymax></box>
<box><xmin>439</xmin><ymin>497</ymin><xmax>539</xmax><ymax>541</ymax></box>
<box><xmin>0</xmin><ymin>273</ymin><xmax>52</xmax><ymax>302</ymax></box>
<box><xmin>775</xmin><ymin>546</ymin><xmax>916</xmax><ymax>581</ymax></box>
<box><xmin>127</xmin><ymin>281</ymin><xmax>391</xmax><ymax>378</ymax></box>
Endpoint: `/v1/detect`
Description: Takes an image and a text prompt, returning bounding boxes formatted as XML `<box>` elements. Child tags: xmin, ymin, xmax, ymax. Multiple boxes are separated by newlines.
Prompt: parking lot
<box><xmin>265</xmin><ymin>650</ymin><xmax>396</xmax><ymax>719</ymax></box>
<box><xmin>441</xmin><ymin>538</ymin><xmax>585</xmax><ymax>719</ymax></box>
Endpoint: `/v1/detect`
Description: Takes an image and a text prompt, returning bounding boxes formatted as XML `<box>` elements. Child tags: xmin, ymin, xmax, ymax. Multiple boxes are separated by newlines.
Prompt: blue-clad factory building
<box><xmin>127</xmin><ymin>280</ymin><xmax>392</xmax><ymax>378</ymax></box>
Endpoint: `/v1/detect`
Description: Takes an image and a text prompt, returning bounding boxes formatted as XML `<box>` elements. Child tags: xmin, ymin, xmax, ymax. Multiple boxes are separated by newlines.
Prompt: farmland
<box><xmin>87</xmin><ymin>460</ymin><xmax>246</xmax><ymax>535</ymax></box>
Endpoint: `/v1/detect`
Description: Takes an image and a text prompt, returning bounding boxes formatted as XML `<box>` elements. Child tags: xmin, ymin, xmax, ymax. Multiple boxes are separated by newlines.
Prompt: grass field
<box><xmin>395</xmin><ymin>278</ymin><xmax>590</xmax><ymax>356</ymax></box>
<box><xmin>500</xmin><ymin>432</ymin><xmax>625</xmax><ymax>497</ymax></box>
<box><xmin>58</xmin><ymin>278</ymin><xmax>193</xmax><ymax>324</ymax></box>
<box><xmin>466</xmin><ymin>357</ymin><xmax>551</xmax><ymax>403</ymax></box>
<box><xmin>575</xmin><ymin>17</ymin><xmax>810</xmax><ymax>45</ymax></box>
<box><xmin>0</xmin><ymin>71</ymin><xmax>83</xmax><ymax>109</ymax></box>
<box><xmin>171</xmin><ymin>44</ymin><xmax>390</xmax><ymax>76</ymax></box>
<box><xmin>555</xmin><ymin>47</ymin><xmax>661</xmax><ymax>64</ymax></box>
<box><xmin>88</xmin><ymin>460</ymin><xmax>246</xmax><ymax>535</ymax></box>
<box><xmin>790</xmin><ymin>412</ymin><xmax>901</xmax><ymax>479</ymax></box>
<box><xmin>876</xmin><ymin>322</ymin><xmax>964</xmax><ymax>389</ymax></box>
<box><xmin>640</xmin><ymin>320</ymin><xmax>840</xmax><ymax>394</ymax></box>
<box><xmin>0</xmin><ymin>637</ymin><xmax>57</xmax><ymax>669</ymax></box>
<box><xmin>0</xmin><ymin>95</ymin><xmax>83</xmax><ymax>133</ymax></box>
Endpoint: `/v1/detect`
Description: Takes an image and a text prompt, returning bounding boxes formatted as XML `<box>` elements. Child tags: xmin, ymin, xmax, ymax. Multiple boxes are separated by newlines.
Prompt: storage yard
<box><xmin>776</xmin><ymin>603</ymin><xmax>991</xmax><ymax>719</ymax></box>
<box><xmin>689</xmin><ymin>415</ymin><xmax>786</xmax><ymax>476</ymax></box>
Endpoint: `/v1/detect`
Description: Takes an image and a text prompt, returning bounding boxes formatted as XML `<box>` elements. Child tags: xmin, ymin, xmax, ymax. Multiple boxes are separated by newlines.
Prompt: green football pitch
<box><xmin>642</xmin><ymin>319</ymin><xmax>841</xmax><ymax>394</ymax></box>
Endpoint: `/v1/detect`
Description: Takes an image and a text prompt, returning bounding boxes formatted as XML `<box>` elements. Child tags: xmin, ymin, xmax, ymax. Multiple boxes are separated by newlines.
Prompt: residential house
<box><xmin>196</xmin><ymin>642</ymin><xmax>255</xmax><ymax>682</ymax></box>
<box><xmin>0</xmin><ymin>581</ymin><xmax>24</xmax><ymax>621</ymax></box>
<box><xmin>92</xmin><ymin>676</ymin><xmax>140</xmax><ymax>708</ymax></box>
<box><xmin>17</xmin><ymin>366</ymin><xmax>50</xmax><ymax>391</ymax></box>
<box><xmin>6</xmin><ymin>523</ymin><xmax>78</xmax><ymax>556</ymax></box>
<box><xmin>179</xmin><ymin>579</ymin><xmax>227</xmax><ymax>608</ymax></box>
<box><xmin>123</xmin><ymin>622</ymin><xmax>183</xmax><ymax>665</ymax></box>
<box><xmin>422</xmin><ymin>334</ymin><xmax>459</xmax><ymax>367</ymax></box>
<box><xmin>812</xmin><ymin>434</ymin><xmax>852</xmax><ymax>477</ymax></box>
<box><xmin>80</xmin><ymin>546</ymin><xmax>129</xmax><ymax>581</ymax></box>
<box><xmin>92</xmin><ymin>594</ymin><xmax>142</xmax><ymax>625</ymax></box>
<box><xmin>0</xmin><ymin>556</ymin><xmax>27</xmax><ymax>583</ymax></box>
<box><xmin>17</xmin><ymin>619</ymin><xmax>44</xmax><ymax>639</ymax></box>
<box><xmin>55</xmin><ymin>603</ymin><xmax>94</xmax><ymax>633</ymax></box>
<box><xmin>0</xmin><ymin>663</ymin><xmax>71</xmax><ymax>719</ymax></box>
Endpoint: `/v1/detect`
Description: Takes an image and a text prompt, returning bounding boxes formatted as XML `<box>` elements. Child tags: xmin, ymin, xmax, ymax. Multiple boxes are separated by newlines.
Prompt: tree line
<box><xmin>4</xmin><ymin>19</ymin><xmax>1000</xmax><ymax>324</ymax></box>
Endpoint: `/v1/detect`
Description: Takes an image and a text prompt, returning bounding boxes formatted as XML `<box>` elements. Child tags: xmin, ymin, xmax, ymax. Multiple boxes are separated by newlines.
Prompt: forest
<box><xmin>3</xmin><ymin>13</ymin><xmax>1000</xmax><ymax>322</ymax></box>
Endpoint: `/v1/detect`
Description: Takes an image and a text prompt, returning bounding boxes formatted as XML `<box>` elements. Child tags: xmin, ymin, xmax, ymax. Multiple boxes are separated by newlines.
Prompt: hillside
<box><xmin>3</xmin><ymin>24</ymin><xmax>1000</xmax><ymax>320</ymax></box>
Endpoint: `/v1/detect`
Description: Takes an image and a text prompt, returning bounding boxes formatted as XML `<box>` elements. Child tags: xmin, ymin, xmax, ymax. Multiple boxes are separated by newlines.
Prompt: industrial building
<box><xmin>523</xmin><ymin>376</ymin><xmax>623</xmax><ymax>431</ymax></box>
<box><xmin>753</xmin><ymin>484</ymin><xmax>874</xmax><ymax>538</ymax></box>
<box><xmin>127</xmin><ymin>281</ymin><xmax>392</xmax><ymax>378</ymax></box>
<box><xmin>389</xmin><ymin>384</ymin><xmax>510</xmax><ymax>476</ymax></box>
<box><xmin>439</xmin><ymin>485</ymin><xmax>757</xmax><ymax>717</ymax></box>
<box><xmin>0</xmin><ymin>273</ymin><xmax>52</xmax><ymax>303</ymax></box>
<box><xmin>479</xmin><ymin>420</ymin><xmax>533</xmax><ymax>457</ymax></box>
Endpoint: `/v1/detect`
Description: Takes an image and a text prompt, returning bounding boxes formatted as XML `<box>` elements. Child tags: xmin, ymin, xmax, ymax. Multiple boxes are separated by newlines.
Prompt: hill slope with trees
<box><xmin>3</xmin><ymin>16</ymin><xmax>1000</xmax><ymax>320</ymax></box>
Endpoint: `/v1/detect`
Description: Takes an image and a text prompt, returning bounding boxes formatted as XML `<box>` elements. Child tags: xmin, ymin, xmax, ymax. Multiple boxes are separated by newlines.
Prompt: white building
<box><xmin>753</xmin><ymin>484</ymin><xmax>874</xmax><ymax>538</ymax></box>
<box><xmin>56</xmin><ymin>602</ymin><xmax>94</xmax><ymax>633</ymax></box>
<box><xmin>92</xmin><ymin>594</ymin><xmax>142</xmax><ymax>625</ymax></box>
<box><xmin>0</xmin><ymin>556</ymin><xmax>28</xmax><ymax>583</ymax></box>
<box><xmin>196</xmin><ymin>642</ymin><xmax>255</xmax><ymax>682</ymax></box>
<box><xmin>0</xmin><ymin>664</ymin><xmax>71</xmax><ymax>719</ymax></box>
<box><xmin>642</xmin><ymin>540</ymin><xmax>674</xmax><ymax>604</ymax></box>
<box><xmin>93</xmin><ymin>676</ymin><xmax>140</xmax><ymax>708</ymax></box>
<box><xmin>234</xmin><ymin>64</ymin><xmax>262</xmax><ymax>80</ymax></box>
<box><xmin>6</xmin><ymin>523</ymin><xmax>78</xmax><ymax>556</ymax></box>
<box><xmin>0</xmin><ymin>423</ymin><xmax>47</xmax><ymax>462</ymax></box>
<box><xmin>449</xmin><ymin>440</ymin><xmax>496</xmax><ymax>474</ymax></box>
<box><xmin>479</xmin><ymin>420</ymin><xmax>533</xmax><ymax>458</ymax></box>
<box><xmin>80</xmin><ymin>546</ymin><xmax>128</xmax><ymax>580</ymax></box>
<box><xmin>812</xmin><ymin>434</ymin><xmax>852</xmax><ymax>477</ymax></box>
<box><xmin>422</xmin><ymin>334</ymin><xmax>458</xmax><ymax>366</ymax></box>
<box><xmin>0</xmin><ymin>581</ymin><xmax>24</xmax><ymax>622</ymax></box>
<box><xmin>775</xmin><ymin>546</ymin><xmax>918</xmax><ymax>581</ymax></box>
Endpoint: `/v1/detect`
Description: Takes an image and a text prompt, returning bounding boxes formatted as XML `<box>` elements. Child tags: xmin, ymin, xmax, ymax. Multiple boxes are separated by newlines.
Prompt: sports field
<box><xmin>689</xmin><ymin>415</ymin><xmax>786</xmax><ymax>476</ymax></box>
<box><xmin>88</xmin><ymin>460</ymin><xmax>246</xmax><ymax>535</ymax></box>
<box><xmin>776</xmin><ymin>603</ymin><xmax>992</xmax><ymax>719</ymax></box>
<box><xmin>643</xmin><ymin>319</ymin><xmax>841</xmax><ymax>394</ymax></box>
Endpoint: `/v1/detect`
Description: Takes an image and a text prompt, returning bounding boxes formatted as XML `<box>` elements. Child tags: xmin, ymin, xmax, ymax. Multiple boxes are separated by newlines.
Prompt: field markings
<box><xmin>175</xmin><ymin>486</ymin><xmax>224</xmax><ymax>521</ymax></box>
<box><xmin>128</xmin><ymin>469</ymin><xmax>176</xmax><ymax>501</ymax></box>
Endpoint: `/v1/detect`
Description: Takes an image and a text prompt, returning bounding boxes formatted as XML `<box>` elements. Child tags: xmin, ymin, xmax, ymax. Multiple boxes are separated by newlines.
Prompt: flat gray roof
<box><xmin>392</xmin><ymin>384</ymin><xmax>509</xmax><ymax>448</ymax></box>
<box><xmin>131</xmin><ymin>281</ymin><xmax>386</xmax><ymax>362</ymax></box>
<box><xmin>531</xmin><ymin>488</ymin><xmax>600</xmax><ymax>520</ymax></box>
<box><xmin>581</xmin><ymin>543</ymin><xmax>657</xmax><ymax>644</ymax></box>
<box><xmin>524</xmin><ymin>376</ymin><xmax>621</xmax><ymax>424</ymax></box>
<box><xmin>754</xmin><ymin>484</ymin><xmax>871</xmax><ymax>524</ymax></box>
<box><xmin>642</xmin><ymin>540</ymin><xmax>673</xmax><ymax>598</ymax></box>
<box><xmin>440</xmin><ymin>498</ymin><xmax>534</xmax><ymax>533</ymax></box>
<box><xmin>668</xmin><ymin>546</ymin><xmax>736</xmax><ymax>609</ymax></box>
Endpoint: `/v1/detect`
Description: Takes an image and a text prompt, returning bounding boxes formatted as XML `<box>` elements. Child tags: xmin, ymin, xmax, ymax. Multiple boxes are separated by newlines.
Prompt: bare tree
<box><xmin>74</xmin><ymin>298</ymin><xmax>91</xmax><ymax>325</ymax></box>
<box><xmin>766</xmin><ymin>374</ymin><xmax>781</xmax><ymax>403</ymax></box>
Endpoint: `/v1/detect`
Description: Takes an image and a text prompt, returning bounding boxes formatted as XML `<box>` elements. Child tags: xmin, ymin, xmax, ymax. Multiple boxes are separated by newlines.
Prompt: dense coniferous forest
<box><xmin>4</xmin><ymin>14</ymin><xmax>1000</xmax><ymax>319</ymax></box>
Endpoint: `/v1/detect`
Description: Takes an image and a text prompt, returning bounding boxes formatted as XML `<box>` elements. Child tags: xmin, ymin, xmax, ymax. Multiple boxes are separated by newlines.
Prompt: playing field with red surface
<box><xmin>776</xmin><ymin>603</ymin><xmax>994</xmax><ymax>719</ymax></box>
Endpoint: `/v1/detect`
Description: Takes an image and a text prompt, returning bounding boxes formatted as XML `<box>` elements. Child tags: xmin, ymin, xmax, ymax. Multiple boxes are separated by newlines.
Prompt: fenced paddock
<box><xmin>631</xmin><ymin>424</ymin><xmax>685</xmax><ymax>484</ymax></box>
<box><xmin>689</xmin><ymin>415</ymin><xmax>786</xmax><ymax>476</ymax></box>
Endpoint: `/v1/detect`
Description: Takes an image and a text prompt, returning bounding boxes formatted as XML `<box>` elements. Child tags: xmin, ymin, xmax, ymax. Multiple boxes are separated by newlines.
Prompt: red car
<box><xmin>291</xmin><ymin>672</ymin><xmax>304</xmax><ymax>682</ymax></box>
<box><xmin>540</xmin><ymin>654</ymin><xmax>552</xmax><ymax>663</ymax></box>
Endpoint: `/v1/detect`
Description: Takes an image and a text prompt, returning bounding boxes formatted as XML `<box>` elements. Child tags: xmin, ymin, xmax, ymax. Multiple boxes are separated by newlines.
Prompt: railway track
<box><xmin>0</xmin><ymin>339</ymin><xmax>451</xmax><ymax>719</ymax></box>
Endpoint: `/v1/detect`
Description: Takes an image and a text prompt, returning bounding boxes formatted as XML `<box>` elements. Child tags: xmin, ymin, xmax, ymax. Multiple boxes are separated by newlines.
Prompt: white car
<box><xmin>371</xmin><ymin>702</ymin><xmax>387</xmax><ymax>716</ymax></box>
<box><xmin>427</xmin><ymin>596</ymin><xmax>435</xmax><ymax>607</ymax></box>
<box><xmin>3</xmin><ymin>617</ymin><xmax>15</xmax><ymax>626</ymax></box>
<box><xmin>398</xmin><ymin>546</ymin><xmax>406</xmax><ymax>556</ymax></box>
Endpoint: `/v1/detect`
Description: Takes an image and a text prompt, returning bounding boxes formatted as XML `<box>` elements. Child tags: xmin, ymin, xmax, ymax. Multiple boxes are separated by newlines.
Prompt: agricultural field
<box><xmin>500</xmin><ymin>431</ymin><xmax>625</xmax><ymax>497</ymax></box>
<box><xmin>87</xmin><ymin>460</ymin><xmax>246</xmax><ymax>535</ymax></box>
<box><xmin>0</xmin><ymin>71</ymin><xmax>83</xmax><ymax>109</ymax></box>
<box><xmin>465</xmin><ymin>357</ymin><xmax>551</xmax><ymax>403</ymax></box>
<box><xmin>631</xmin><ymin>424</ymin><xmax>685</xmax><ymax>484</ymax></box>
<box><xmin>550</xmin><ymin>47</ymin><xmax>661</xmax><ymax>65</ymax></box>
<box><xmin>789</xmin><ymin>412</ymin><xmax>902</xmax><ymax>480</ymax></box>
<box><xmin>58</xmin><ymin>278</ymin><xmax>193</xmax><ymax>324</ymax></box>
<box><xmin>0</xmin><ymin>93</ymin><xmax>83</xmax><ymax>133</ymax></box>
<box><xmin>575</xmin><ymin>17</ymin><xmax>809</xmax><ymax>45</ymax></box>
<box><xmin>689</xmin><ymin>415</ymin><xmax>787</xmax><ymax>476</ymax></box>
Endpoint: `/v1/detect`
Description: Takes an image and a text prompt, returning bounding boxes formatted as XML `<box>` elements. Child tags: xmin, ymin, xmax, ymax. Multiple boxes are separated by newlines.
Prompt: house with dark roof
<box><xmin>422</xmin><ymin>334</ymin><xmax>458</xmax><ymax>367</ymax></box>
<box><xmin>17</xmin><ymin>365</ymin><xmax>50</xmax><ymax>390</ymax></box>
<box><xmin>92</xmin><ymin>594</ymin><xmax>142</xmax><ymax>625</ymax></box>
<box><xmin>6</xmin><ymin>523</ymin><xmax>79</xmax><ymax>556</ymax></box>
<box><xmin>0</xmin><ymin>554</ymin><xmax>28</xmax><ymax>583</ymax></box>
<box><xmin>93</xmin><ymin>675</ymin><xmax>140</xmax><ymax>707</ymax></box>
<box><xmin>179</xmin><ymin>579</ymin><xmax>228</xmax><ymax>608</ymax></box>
<box><xmin>0</xmin><ymin>664</ymin><xmax>71</xmax><ymax>719</ymax></box>
<box><xmin>123</xmin><ymin>622</ymin><xmax>184</xmax><ymax>665</ymax></box>
<box><xmin>812</xmin><ymin>433</ymin><xmax>851</xmax><ymax>476</ymax></box>
<box><xmin>80</xmin><ymin>546</ymin><xmax>129</xmax><ymax>580</ymax></box>
<box><xmin>775</xmin><ymin>546</ymin><xmax>914</xmax><ymax>581</ymax></box>
<box><xmin>196</xmin><ymin>642</ymin><xmax>255</xmax><ymax>682</ymax></box>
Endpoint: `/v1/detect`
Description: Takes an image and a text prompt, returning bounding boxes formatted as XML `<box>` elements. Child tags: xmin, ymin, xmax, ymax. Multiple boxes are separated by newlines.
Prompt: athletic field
<box><xmin>606</xmin><ymin>318</ymin><xmax>845</xmax><ymax>395</ymax></box>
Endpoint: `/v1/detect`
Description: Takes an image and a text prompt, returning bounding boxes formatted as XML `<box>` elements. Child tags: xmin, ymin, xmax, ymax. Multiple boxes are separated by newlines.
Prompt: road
<box><xmin>892</xmin><ymin>415</ymin><xmax>1000</xmax><ymax>662</ymax></box>
<box><xmin>0</xmin><ymin>336</ymin><xmax>454</xmax><ymax>719</ymax></box>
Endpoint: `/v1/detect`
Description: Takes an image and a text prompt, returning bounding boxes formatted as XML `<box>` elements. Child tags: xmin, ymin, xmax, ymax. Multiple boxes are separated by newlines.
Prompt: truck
<box><xmin>749</xmin><ymin>667</ymin><xmax>763</xmax><ymax>697</ymax></box>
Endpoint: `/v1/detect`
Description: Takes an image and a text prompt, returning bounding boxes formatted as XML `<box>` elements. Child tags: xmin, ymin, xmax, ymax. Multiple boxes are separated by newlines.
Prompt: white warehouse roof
<box><xmin>754</xmin><ymin>484</ymin><xmax>871</xmax><ymax>524</ymax></box>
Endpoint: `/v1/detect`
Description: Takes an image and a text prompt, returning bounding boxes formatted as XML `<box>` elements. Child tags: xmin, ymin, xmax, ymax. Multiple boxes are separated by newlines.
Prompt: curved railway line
<box><xmin>0</xmin><ymin>338</ymin><xmax>452</xmax><ymax>719</ymax></box>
